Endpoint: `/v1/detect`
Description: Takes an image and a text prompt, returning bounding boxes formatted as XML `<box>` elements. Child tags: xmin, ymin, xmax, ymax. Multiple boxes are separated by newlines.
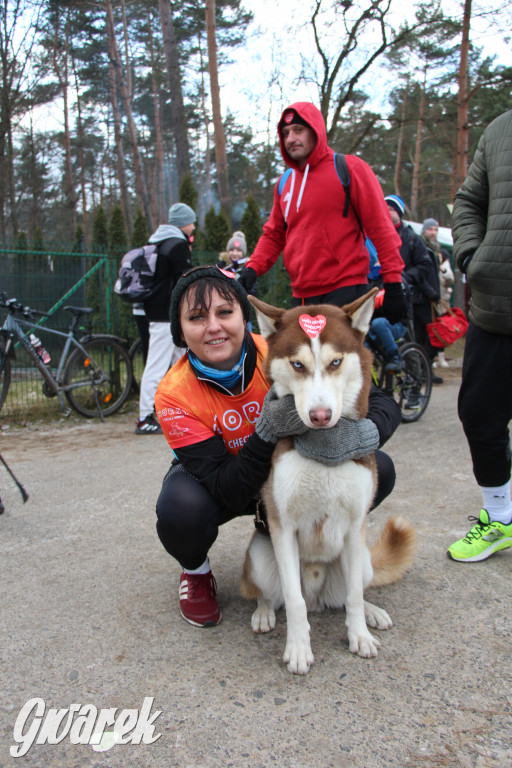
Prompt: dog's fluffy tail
<box><xmin>368</xmin><ymin>515</ymin><xmax>416</xmax><ymax>587</ymax></box>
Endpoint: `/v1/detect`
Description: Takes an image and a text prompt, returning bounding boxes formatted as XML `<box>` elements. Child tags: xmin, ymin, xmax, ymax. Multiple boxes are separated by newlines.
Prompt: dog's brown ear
<box><xmin>249</xmin><ymin>296</ymin><xmax>285</xmax><ymax>339</ymax></box>
<box><xmin>342</xmin><ymin>287</ymin><xmax>378</xmax><ymax>335</ymax></box>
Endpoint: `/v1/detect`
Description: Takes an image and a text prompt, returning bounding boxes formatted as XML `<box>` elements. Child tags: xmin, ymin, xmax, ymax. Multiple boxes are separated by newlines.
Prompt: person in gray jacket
<box><xmin>447</xmin><ymin>110</ymin><xmax>512</xmax><ymax>562</ymax></box>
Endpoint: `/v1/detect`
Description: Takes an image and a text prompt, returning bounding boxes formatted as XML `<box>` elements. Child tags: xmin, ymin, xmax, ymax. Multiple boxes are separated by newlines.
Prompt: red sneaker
<box><xmin>179</xmin><ymin>571</ymin><xmax>221</xmax><ymax>627</ymax></box>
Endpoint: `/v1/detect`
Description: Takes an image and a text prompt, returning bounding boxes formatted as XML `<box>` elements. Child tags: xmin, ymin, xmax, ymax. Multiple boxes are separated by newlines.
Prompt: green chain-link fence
<box><xmin>0</xmin><ymin>248</ymin><xmax>290</xmax><ymax>420</ymax></box>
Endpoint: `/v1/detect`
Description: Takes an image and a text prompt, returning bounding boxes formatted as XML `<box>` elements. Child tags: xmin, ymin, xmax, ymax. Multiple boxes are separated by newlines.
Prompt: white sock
<box><xmin>480</xmin><ymin>482</ymin><xmax>512</xmax><ymax>524</ymax></box>
<box><xmin>183</xmin><ymin>558</ymin><xmax>211</xmax><ymax>575</ymax></box>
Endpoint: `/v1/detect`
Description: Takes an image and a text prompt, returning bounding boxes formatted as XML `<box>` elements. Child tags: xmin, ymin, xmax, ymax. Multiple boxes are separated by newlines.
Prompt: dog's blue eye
<box><xmin>291</xmin><ymin>361</ymin><xmax>303</xmax><ymax>370</ymax></box>
<box><xmin>330</xmin><ymin>359</ymin><xmax>342</xmax><ymax>368</ymax></box>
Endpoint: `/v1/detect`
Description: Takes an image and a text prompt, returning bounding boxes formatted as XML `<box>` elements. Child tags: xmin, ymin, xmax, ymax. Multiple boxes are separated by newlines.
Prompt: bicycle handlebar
<box><xmin>0</xmin><ymin>292</ymin><xmax>49</xmax><ymax>318</ymax></box>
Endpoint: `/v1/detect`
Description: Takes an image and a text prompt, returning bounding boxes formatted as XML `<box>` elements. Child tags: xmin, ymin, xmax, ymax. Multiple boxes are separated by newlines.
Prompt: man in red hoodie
<box><xmin>238</xmin><ymin>102</ymin><xmax>406</xmax><ymax>322</ymax></box>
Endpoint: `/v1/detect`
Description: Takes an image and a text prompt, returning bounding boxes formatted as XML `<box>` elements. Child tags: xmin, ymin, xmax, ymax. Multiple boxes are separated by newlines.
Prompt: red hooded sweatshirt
<box><xmin>247</xmin><ymin>102</ymin><xmax>404</xmax><ymax>299</ymax></box>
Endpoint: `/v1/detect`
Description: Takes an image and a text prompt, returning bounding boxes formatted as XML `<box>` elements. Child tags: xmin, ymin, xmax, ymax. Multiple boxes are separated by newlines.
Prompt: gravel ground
<box><xmin>1</xmin><ymin>363</ymin><xmax>511</xmax><ymax>768</ymax></box>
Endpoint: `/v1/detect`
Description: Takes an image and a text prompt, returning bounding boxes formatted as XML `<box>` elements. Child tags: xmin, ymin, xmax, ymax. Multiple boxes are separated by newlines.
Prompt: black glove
<box><xmin>459</xmin><ymin>250</ymin><xmax>475</xmax><ymax>274</ymax></box>
<box><xmin>380</xmin><ymin>282</ymin><xmax>407</xmax><ymax>324</ymax></box>
<box><xmin>255</xmin><ymin>385</ymin><xmax>309</xmax><ymax>444</ymax></box>
<box><xmin>237</xmin><ymin>267</ymin><xmax>257</xmax><ymax>294</ymax></box>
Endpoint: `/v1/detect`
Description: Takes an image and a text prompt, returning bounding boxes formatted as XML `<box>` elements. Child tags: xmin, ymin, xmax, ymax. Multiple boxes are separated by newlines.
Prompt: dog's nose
<box><xmin>309</xmin><ymin>408</ymin><xmax>332</xmax><ymax>427</ymax></box>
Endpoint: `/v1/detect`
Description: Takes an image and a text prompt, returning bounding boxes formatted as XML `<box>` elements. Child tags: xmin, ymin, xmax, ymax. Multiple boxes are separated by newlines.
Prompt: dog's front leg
<box><xmin>272</xmin><ymin>526</ymin><xmax>314</xmax><ymax>674</ymax></box>
<box><xmin>341</xmin><ymin>527</ymin><xmax>380</xmax><ymax>658</ymax></box>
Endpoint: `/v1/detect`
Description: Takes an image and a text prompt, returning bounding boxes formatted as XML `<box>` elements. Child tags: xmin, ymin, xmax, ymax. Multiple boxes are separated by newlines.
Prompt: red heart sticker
<box><xmin>299</xmin><ymin>314</ymin><xmax>326</xmax><ymax>338</ymax></box>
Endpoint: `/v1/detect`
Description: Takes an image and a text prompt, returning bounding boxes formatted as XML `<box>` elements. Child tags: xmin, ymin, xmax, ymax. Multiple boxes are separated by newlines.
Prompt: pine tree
<box><xmin>203</xmin><ymin>206</ymin><xmax>230</xmax><ymax>252</ymax></box>
<box><xmin>240</xmin><ymin>194</ymin><xmax>262</xmax><ymax>253</ymax></box>
<box><xmin>179</xmin><ymin>174</ymin><xmax>198</xmax><ymax>213</ymax></box>
<box><xmin>32</xmin><ymin>226</ymin><xmax>45</xmax><ymax>252</ymax></box>
<box><xmin>91</xmin><ymin>206</ymin><xmax>108</xmax><ymax>252</ymax></box>
<box><xmin>108</xmin><ymin>204</ymin><xmax>132</xmax><ymax>338</ymax></box>
<box><xmin>202</xmin><ymin>205</ymin><xmax>218</xmax><ymax>252</ymax></box>
<box><xmin>108</xmin><ymin>204</ymin><xmax>128</xmax><ymax>259</ymax></box>
<box><xmin>216</xmin><ymin>208</ymin><xmax>231</xmax><ymax>251</ymax></box>
<box><xmin>72</xmin><ymin>224</ymin><xmax>85</xmax><ymax>253</ymax></box>
<box><xmin>15</xmin><ymin>231</ymin><xmax>28</xmax><ymax>251</ymax></box>
<box><xmin>131</xmin><ymin>209</ymin><xmax>149</xmax><ymax>248</ymax></box>
<box><xmin>88</xmin><ymin>207</ymin><xmax>109</xmax><ymax>332</ymax></box>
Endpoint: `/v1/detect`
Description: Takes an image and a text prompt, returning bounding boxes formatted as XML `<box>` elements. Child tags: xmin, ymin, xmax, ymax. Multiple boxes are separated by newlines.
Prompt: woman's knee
<box><xmin>370</xmin><ymin>450</ymin><xmax>396</xmax><ymax>511</ymax></box>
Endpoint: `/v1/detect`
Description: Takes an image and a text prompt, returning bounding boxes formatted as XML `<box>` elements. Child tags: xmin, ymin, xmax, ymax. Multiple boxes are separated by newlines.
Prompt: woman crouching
<box><xmin>155</xmin><ymin>266</ymin><xmax>400</xmax><ymax>627</ymax></box>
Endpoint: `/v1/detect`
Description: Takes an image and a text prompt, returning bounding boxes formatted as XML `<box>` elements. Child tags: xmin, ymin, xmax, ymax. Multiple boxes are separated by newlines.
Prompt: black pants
<box><xmin>458</xmin><ymin>322</ymin><xmax>512</xmax><ymax>487</ymax></box>
<box><xmin>155</xmin><ymin>450</ymin><xmax>396</xmax><ymax>570</ymax></box>
<box><xmin>412</xmin><ymin>302</ymin><xmax>437</xmax><ymax>362</ymax></box>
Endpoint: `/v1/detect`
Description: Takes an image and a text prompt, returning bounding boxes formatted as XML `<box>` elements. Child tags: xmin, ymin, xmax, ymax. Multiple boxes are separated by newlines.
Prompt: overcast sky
<box><xmin>220</xmin><ymin>0</ymin><xmax>512</xmax><ymax>138</ymax></box>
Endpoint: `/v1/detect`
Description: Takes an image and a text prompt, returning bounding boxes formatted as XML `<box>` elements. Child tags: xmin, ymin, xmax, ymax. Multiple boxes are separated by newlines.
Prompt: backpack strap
<box><xmin>334</xmin><ymin>153</ymin><xmax>377</xmax><ymax>267</ymax></box>
<box><xmin>333</xmin><ymin>153</ymin><xmax>351</xmax><ymax>218</ymax></box>
<box><xmin>277</xmin><ymin>168</ymin><xmax>293</xmax><ymax>196</ymax></box>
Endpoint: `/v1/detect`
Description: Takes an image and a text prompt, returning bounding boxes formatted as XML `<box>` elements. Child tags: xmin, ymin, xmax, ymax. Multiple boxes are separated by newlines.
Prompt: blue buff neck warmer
<box><xmin>188</xmin><ymin>340</ymin><xmax>247</xmax><ymax>391</ymax></box>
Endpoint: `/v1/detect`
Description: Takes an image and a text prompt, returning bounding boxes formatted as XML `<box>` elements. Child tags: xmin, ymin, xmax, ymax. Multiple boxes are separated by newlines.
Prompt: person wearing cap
<box><xmin>153</xmin><ymin>265</ymin><xmax>402</xmax><ymax>628</ymax></box>
<box><xmin>384</xmin><ymin>195</ymin><xmax>443</xmax><ymax>386</ymax></box>
<box><xmin>135</xmin><ymin>202</ymin><xmax>195</xmax><ymax>435</ymax></box>
<box><xmin>420</xmin><ymin>218</ymin><xmax>454</xmax><ymax>368</ymax></box>
<box><xmin>238</xmin><ymin>102</ymin><xmax>407</xmax><ymax>324</ymax></box>
<box><xmin>225</xmin><ymin>231</ymin><xmax>248</xmax><ymax>272</ymax></box>
<box><xmin>217</xmin><ymin>231</ymin><xmax>254</xmax><ymax>283</ymax></box>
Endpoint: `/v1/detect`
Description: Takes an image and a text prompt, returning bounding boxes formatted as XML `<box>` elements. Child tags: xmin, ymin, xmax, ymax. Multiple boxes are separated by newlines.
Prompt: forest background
<box><xmin>1</xmin><ymin>0</ymin><xmax>512</xmax><ymax>257</ymax></box>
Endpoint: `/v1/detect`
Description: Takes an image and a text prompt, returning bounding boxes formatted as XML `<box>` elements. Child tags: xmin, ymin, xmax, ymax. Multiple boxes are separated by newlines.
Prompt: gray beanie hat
<box><xmin>226</xmin><ymin>232</ymin><xmax>247</xmax><ymax>256</ymax></box>
<box><xmin>168</xmin><ymin>203</ymin><xmax>196</xmax><ymax>228</ymax></box>
<box><xmin>169</xmin><ymin>265</ymin><xmax>251</xmax><ymax>347</ymax></box>
<box><xmin>421</xmin><ymin>218</ymin><xmax>438</xmax><ymax>234</ymax></box>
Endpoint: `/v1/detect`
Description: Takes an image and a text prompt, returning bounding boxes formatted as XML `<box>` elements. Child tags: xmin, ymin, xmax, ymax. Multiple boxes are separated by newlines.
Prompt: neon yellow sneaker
<box><xmin>447</xmin><ymin>509</ymin><xmax>512</xmax><ymax>562</ymax></box>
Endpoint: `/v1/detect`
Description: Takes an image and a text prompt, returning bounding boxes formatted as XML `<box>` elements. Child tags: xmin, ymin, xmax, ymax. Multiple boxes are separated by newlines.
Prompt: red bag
<box><xmin>427</xmin><ymin>301</ymin><xmax>468</xmax><ymax>349</ymax></box>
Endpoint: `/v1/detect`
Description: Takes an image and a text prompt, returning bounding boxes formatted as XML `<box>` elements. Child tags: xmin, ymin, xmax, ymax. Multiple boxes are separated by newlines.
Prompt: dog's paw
<box><xmin>364</xmin><ymin>600</ymin><xmax>393</xmax><ymax>630</ymax></box>
<box><xmin>348</xmin><ymin>630</ymin><xmax>381</xmax><ymax>658</ymax></box>
<box><xmin>283</xmin><ymin>641</ymin><xmax>314</xmax><ymax>675</ymax></box>
<box><xmin>251</xmin><ymin>604</ymin><xmax>276</xmax><ymax>633</ymax></box>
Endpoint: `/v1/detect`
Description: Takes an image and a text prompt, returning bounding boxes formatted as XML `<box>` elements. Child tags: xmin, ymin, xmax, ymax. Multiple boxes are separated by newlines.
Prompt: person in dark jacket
<box><xmin>384</xmin><ymin>195</ymin><xmax>443</xmax><ymax>383</ymax></box>
<box><xmin>136</xmin><ymin>203</ymin><xmax>195</xmax><ymax>435</ymax></box>
<box><xmin>447</xmin><ymin>110</ymin><xmax>512</xmax><ymax>563</ymax></box>
<box><xmin>154</xmin><ymin>266</ymin><xmax>402</xmax><ymax>627</ymax></box>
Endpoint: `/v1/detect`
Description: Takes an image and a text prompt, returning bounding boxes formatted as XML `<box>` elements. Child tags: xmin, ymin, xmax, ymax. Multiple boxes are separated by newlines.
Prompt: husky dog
<box><xmin>241</xmin><ymin>290</ymin><xmax>416</xmax><ymax>675</ymax></box>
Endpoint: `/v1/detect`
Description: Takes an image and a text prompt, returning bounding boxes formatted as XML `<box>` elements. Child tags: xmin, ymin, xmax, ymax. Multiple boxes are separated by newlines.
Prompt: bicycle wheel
<box><xmin>394</xmin><ymin>342</ymin><xmax>432</xmax><ymax>423</ymax></box>
<box><xmin>63</xmin><ymin>336</ymin><xmax>133</xmax><ymax>418</ymax></box>
<box><xmin>128</xmin><ymin>336</ymin><xmax>144</xmax><ymax>394</ymax></box>
<box><xmin>0</xmin><ymin>336</ymin><xmax>12</xmax><ymax>412</ymax></box>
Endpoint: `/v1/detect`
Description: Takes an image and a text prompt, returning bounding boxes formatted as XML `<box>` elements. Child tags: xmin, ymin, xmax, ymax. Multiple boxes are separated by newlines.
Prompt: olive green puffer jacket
<box><xmin>452</xmin><ymin>110</ymin><xmax>512</xmax><ymax>334</ymax></box>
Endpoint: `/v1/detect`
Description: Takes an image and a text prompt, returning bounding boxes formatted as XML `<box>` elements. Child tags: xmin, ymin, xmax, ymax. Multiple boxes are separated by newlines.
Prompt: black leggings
<box><xmin>155</xmin><ymin>449</ymin><xmax>396</xmax><ymax>570</ymax></box>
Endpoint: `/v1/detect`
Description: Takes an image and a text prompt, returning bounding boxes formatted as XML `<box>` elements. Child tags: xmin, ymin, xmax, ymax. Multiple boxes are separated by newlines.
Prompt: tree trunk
<box><xmin>6</xmin><ymin>121</ymin><xmax>17</xmax><ymax>238</ymax></box>
<box><xmin>148</xmin><ymin>10</ymin><xmax>167</xmax><ymax>223</ymax></box>
<box><xmin>205</xmin><ymin>0</ymin><xmax>231</xmax><ymax>223</ymax></box>
<box><xmin>197</xmin><ymin>26</ymin><xmax>212</xmax><ymax>221</ymax></box>
<box><xmin>410</xmin><ymin>74</ymin><xmax>426</xmax><ymax>220</ymax></box>
<box><xmin>393</xmin><ymin>81</ymin><xmax>409</xmax><ymax>200</ymax></box>
<box><xmin>455</xmin><ymin>0</ymin><xmax>472</xmax><ymax>189</ymax></box>
<box><xmin>106</xmin><ymin>0</ymin><xmax>153</xmax><ymax>231</ymax></box>
<box><xmin>108</xmin><ymin>49</ymin><xmax>133</xmax><ymax>234</ymax></box>
<box><xmin>158</xmin><ymin>0</ymin><xmax>190</xmax><ymax>187</ymax></box>
<box><xmin>52</xmin><ymin>11</ymin><xmax>77</xmax><ymax>235</ymax></box>
<box><xmin>73</xmin><ymin>61</ymin><xmax>90</xmax><ymax>247</ymax></box>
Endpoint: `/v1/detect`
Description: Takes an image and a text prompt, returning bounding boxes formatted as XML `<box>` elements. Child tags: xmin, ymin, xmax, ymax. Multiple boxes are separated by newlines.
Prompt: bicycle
<box><xmin>367</xmin><ymin>327</ymin><xmax>432</xmax><ymax>423</ymax></box>
<box><xmin>128</xmin><ymin>336</ymin><xmax>144</xmax><ymax>394</ymax></box>
<box><xmin>0</xmin><ymin>293</ymin><xmax>133</xmax><ymax>421</ymax></box>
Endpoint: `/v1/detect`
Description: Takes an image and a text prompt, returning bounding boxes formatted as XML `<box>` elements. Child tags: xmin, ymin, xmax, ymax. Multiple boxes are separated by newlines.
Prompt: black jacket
<box><xmin>144</xmin><ymin>236</ymin><xmax>191</xmax><ymax>322</ymax></box>
<box><xmin>398</xmin><ymin>223</ymin><xmax>439</xmax><ymax>305</ymax></box>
